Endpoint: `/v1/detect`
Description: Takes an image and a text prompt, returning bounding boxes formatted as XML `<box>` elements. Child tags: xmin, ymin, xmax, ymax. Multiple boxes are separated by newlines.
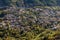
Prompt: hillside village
<box><xmin>0</xmin><ymin>6</ymin><xmax>60</xmax><ymax>40</ymax></box>
<box><xmin>1</xmin><ymin>0</ymin><xmax>60</xmax><ymax>40</ymax></box>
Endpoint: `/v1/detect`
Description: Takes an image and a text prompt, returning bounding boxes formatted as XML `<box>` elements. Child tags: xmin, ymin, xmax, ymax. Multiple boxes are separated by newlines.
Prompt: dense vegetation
<box><xmin>0</xmin><ymin>23</ymin><xmax>60</xmax><ymax>40</ymax></box>
<box><xmin>0</xmin><ymin>0</ymin><xmax>60</xmax><ymax>8</ymax></box>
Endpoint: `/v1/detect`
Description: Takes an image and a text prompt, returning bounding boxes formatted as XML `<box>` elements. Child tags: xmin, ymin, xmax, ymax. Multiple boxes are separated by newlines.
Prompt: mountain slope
<box><xmin>0</xmin><ymin>0</ymin><xmax>60</xmax><ymax>8</ymax></box>
<box><xmin>16</xmin><ymin>0</ymin><xmax>57</xmax><ymax>7</ymax></box>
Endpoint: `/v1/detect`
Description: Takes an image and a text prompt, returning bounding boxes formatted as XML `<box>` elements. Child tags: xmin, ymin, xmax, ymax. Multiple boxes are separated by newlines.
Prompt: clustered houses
<box><xmin>0</xmin><ymin>7</ymin><xmax>60</xmax><ymax>30</ymax></box>
<box><xmin>0</xmin><ymin>14</ymin><xmax>20</xmax><ymax>29</ymax></box>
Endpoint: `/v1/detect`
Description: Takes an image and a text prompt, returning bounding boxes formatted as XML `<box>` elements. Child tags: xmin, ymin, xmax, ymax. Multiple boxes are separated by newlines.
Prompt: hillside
<box><xmin>0</xmin><ymin>0</ymin><xmax>60</xmax><ymax>8</ymax></box>
<box><xmin>0</xmin><ymin>6</ymin><xmax>60</xmax><ymax>40</ymax></box>
<box><xmin>0</xmin><ymin>0</ymin><xmax>60</xmax><ymax>40</ymax></box>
